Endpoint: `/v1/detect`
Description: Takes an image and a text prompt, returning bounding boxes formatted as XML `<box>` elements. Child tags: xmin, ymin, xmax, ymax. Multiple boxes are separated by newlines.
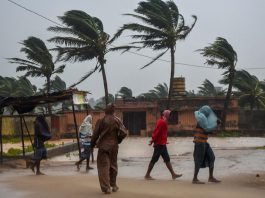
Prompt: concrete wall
<box><xmin>2</xmin><ymin>100</ymin><xmax>264</xmax><ymax>137</ymax></box>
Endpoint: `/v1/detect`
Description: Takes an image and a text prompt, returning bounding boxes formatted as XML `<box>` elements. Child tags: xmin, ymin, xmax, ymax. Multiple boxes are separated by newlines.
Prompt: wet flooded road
<box><xmin>51</xmin><ymin>137</ymin><xmax>265</xmax><ymax>180</ymax></box>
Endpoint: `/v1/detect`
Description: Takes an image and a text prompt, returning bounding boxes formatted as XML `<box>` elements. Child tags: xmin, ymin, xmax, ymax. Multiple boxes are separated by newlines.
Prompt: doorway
<box><xmin>123</xmin><ymin>111</ymin><xmax>146</xmax><ymax>135</ymax></box>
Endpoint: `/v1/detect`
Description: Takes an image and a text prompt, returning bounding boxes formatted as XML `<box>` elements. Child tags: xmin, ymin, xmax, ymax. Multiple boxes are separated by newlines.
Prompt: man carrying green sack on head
<box><xmin>192</xmin><ymin>105</ymin><xmax>221</xmax><ymax>184</ymax></box>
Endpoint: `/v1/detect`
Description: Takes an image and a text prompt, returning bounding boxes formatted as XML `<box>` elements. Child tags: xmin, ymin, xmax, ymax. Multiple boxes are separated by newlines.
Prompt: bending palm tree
<box><xmin>227</xmin><ymin>70</ymin><xmax>265</xmax><ymax>129</ymax></box>
<box><xmin>117</xmin><ymin>87</ymin><xmax>133</xmax><ymax>99</ymax></box>
<box><xmin>198</xmin><ymin>79</ymin><xmax>226</xmax><ymax>96</ymax></box>
<box><xmin>0</xmin><ymin>76</ymin><xmax>36</xmax><ymax>97</ymax></box>
<box><xmin>8</xmin><ymin>36</ymin><xmax>65</xmax><ymax>114</ymax></box>
<box><xmin>94</xmin><ymin>94</ymin><xmax>115</xmax><ymax>110</ymax></box>
<box><xmin>138</xmin><ymin>82</ymin><xmax>168</xmax><ymax>99</ymax></box>
<box><xmin>48</xmin><ymin>10</ymin><xmax>117</xmax><ymax>105</ymax></box>
<box><xmin>221</xmin><ymin>70</ymin><xmax>265</xmax><ymax>122</ymax></box>
<box><xmin>0</xmin><ymin>76</ymin><xmax>37</xmax><ymax>114</ymax></box>
<box><xmin>50</xmin><ymin>76</ymin><xmax>67</xmax><ymax>92</ymax></box>
<box><xmin>198</xmin><ymin>37</ymin><xmax>237</xmax><ymax>129</ymax></box>
<box><xmin>111</xmin><ymin>0</ymin><xmax>197</xmax><ymax>108</ymax></box>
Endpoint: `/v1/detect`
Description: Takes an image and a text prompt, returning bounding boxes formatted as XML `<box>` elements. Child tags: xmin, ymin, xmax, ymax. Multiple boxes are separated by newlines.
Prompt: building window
<box><xmin>168</xmin><ymin>111</ymin><xmax>178</xmax><ymax>125</ymax></box>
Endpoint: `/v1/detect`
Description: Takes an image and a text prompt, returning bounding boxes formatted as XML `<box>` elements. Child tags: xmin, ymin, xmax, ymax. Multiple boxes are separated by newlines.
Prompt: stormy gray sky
<box><xmin>1</xmin><ymin>0</ymin><xmax>265</xmax><ymax>99</ymax></box>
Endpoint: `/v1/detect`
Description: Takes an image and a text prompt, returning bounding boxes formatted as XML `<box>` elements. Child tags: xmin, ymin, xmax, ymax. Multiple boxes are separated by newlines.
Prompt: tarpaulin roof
<box><xmin>0</xmin><ymin>89</ymin><xmax>89</xmax><ymax>114</ymax></box>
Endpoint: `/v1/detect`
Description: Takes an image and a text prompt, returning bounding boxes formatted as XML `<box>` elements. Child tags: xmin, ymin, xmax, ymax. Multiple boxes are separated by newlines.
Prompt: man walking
<box><xmin>27</xmin><ymin>115</ymin><xmax>51</xmax><ymax>175</ymax></box>
<box><xmin>91</xmin><ymin>103</ymin><xmax>127</xmax><ymax>194</ymax></box>
<box><xmin>145</xmin><ymin>110</ymin><xmax>182</xmax><ymax>180</ymax></box>
<box><xmin>192</xmin><ymin>105</ymin><xmax>221</xmax><ymax>184</ymax></box>
<box><xmin>75</xmin><ymin>114</ymin><xmax>94</xmax><ymax>172</ymax></box>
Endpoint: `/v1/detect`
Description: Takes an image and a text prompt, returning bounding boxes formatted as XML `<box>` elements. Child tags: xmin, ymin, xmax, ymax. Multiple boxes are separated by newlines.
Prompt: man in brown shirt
<box><xmin>91</xmin><ymin>103</ymin><xmax>127</xmax><ymax>194</ymax></box>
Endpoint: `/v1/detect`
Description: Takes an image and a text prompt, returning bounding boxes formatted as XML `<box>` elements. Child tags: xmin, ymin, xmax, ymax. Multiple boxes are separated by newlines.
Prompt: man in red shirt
<box><xmin>144</xmin><ymin>110</ymin><xmax>182</xmax><ymax>180</ymax></box>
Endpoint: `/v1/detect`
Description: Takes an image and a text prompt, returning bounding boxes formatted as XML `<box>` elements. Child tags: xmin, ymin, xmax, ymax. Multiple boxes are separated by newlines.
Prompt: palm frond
<box><xmin>52</xmin><ymin>65</ymin><xmax>66</xmax><ymax>74</ymax></box>
<box><xmin>109</xmin><ymin>45</ymin><xmax>141</xmax><ymax>53</ymax></box>
<box><xmin>48</xmin><ymin>36</ymin><xmax>92</xmax><ymax>47</ymax></box>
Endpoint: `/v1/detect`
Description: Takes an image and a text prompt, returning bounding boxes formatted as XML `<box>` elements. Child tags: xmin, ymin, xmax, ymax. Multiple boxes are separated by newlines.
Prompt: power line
<box><xmin>7</xmin><ymin>0</ymin><xmax>63</xmax><ymax>27</ymax></box>
<box><xmin>125</xmin><ymin>50</ymin><xmax>219</xmax><ymax>69</ymax></box>
<box><xmin>7</xmin><ymin>0</ymin><xmax>265</xmax><ymax>71</ymax></box>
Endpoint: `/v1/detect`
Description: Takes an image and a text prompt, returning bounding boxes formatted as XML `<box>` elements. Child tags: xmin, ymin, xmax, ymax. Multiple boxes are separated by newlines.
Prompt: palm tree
<box><xmin>151</xmin><ymin>82</ymin><xmax>169</xmax><ymax>98</ymax></box>
<box><xmin>0</xmin><ymin>76</ymin><xmax>37</xmax><ymax>114</ymax></box>
<box><xmin>0</xmin><ymin>76</ymin><xmax>36</xmax><ymax>97</ymax></box>
<box><xmin>117</xmin><ymin>86</ymin><xmax>133</xmax><ymax>99</ymax></box>
<box><xmin>111</xmin><ymin>0</ymin><xmax>197</xmax><ymax>108</ymax></box>
<box><xmin>7</xmin><ymin>37</ymin><xmax>65</xmax><ymax>114</ymax></box>
<box><xmin>50</xmin><ymin>75</ymin><xmax>66</xmax><ymax>92</ymax></box>
<box><xmin>48</xmin><ymin>10</ymin><xmax>119</xmax><ymax>105</ymax></box>
<box><xmin>8</xmin><ymin>37</ymin><xmax>65</xmax><ymax>95</ymax></box>
<box><xmin>221</xmin><ymin>70</ymin><xmax>265</xmax><ymax>110</ymax></box>
<box><xmin>16</xmin><ymin>76</ymin><xmax>38</xmax><ymax>97</ymax></box>
<box><xmin>0</xmin><ymin>77</ymin><xmax>17</xmax><ymax>97</ymax></box>
<box><xmin>94</xmin><ymin>94</ymin><xmax>115</xmax><ymax>110</ymax></box>
<box><xmin>198</xmin><ymin>37</ymin><xmax>237</xmax><ymax>129</ymax></box>
<box><xmin>138</xmin><ymin>82</ymin><xmax>168</xmax><ymax>99</ymax></box>
<box><xmin>186</xmin><ymin>90</ymin><xmax>196</xmax><ymax>97</ymax></box>
<box><xmin>198</xmin><ymin>79</ymin><xmax>226</xmax><ymax>96</ymax></box>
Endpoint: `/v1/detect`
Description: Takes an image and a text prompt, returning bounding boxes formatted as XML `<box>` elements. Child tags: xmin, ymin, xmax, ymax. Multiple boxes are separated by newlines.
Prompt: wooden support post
<box><xmin>22</xmin><ymin>117</ymin><xmax>35</xmax><ymax>153</ymax></box>
<box><xmin>20</xmin><ymin>115</ymin><xmax>25</xmax><ymax>157</ymax></box>
<box><xmin>0</xmin><ymin>115</ymin><xmax>3</xmax><ymax>164</ymax></box>
<box><xmin>72</xmin><ymin>97</ymin><xmax>81</xmax><ymax>158</ymax></box>
<box><xmin>85</xmin><ymin>104</ymin><xmax>94</xmax><ymax>163</ymax></box>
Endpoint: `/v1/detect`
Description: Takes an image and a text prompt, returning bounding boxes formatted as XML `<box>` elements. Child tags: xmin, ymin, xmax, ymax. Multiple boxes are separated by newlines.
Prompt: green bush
<box><xmin>4</xmin><ymin>148</ymin><xmax>23</xmax><ymax>156</ymax></box>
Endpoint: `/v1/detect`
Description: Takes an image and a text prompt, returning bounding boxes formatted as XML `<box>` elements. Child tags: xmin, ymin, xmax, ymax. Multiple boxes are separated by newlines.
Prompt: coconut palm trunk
<box><xmin>221</xmin><ymin>71</ymin><xmax>234</xmax><ymax>130</ymax></box>
<box><xmin>249</xmin><ymin>101</ymin><xmax>255</xmax><ymax>130</ymax></box>
<box><xmin>100</xmin><ymin>62</ymin><xmax>109</xmax><ymax>105</ymax></box>
<box><xmin>7</xmin><ymin>36</ymin><xmax>65</xmax><ymax>116</ymax></box>
<box><xmin>111</xmin><ymin>0</ymin><xmax>197</xmax><ymax>109</ymax></box>
<box><xmin>198</xmin><ymin>37</ymin><xmax>238</xmax><ymax>131</ymax></box>
<box><xmin>48</xmin><ymin>10</ymin><xmax>117</xmax><ymax>107</ymax></box>
<box><xmin>167</xmin><ymin>46</ymin><xmax>175</xmax><ymax>109</ymax></box>
<box><xmin>46</xmin><ymin>76</ymin><xmax>52</xmax><ymax>115</ymax></box>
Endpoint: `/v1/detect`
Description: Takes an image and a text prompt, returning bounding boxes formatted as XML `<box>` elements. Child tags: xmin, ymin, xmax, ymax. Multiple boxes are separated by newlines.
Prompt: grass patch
<box><xmin>216</xmin><ymin>131</ymin><xmax>244</xmax><ymax>137</ymax></box>
<box><xmin>45</xmin><ymin>142</ymin><xmax>56</xmax><ymax>148</ymax></box>
<box><xmin>2</xmin><ymin>136</ymin><xmax>30</xmax><ymax>144</ymax></box>
<box><xmin>3</xmin><ymin>143</ymin><xmax>56</xmax><ymax>156</ymax></box>
<box><xmin>256</xmin><ymin>146</ymin><xmax>265</xmax><ymax>150</ymax></box>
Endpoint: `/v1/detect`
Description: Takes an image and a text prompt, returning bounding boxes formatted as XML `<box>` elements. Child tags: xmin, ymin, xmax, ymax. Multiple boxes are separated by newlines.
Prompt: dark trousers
<box><xmin>97</xmin><ymin>148</ymin><xmax>118</xmax><ymax>192</ymax></box>
<box><xmin>150</xmin><ymin>144</ymin><xmax>170</xmax><ymax>164</ymax></box>
<box><xmin>193</xmin><ymin>142</ymin><xmax>215</xmax><ymax>169</ymax></box>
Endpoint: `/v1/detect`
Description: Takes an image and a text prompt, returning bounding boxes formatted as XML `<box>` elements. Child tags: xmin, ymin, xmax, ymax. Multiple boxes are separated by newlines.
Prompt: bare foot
<box><xmin>172</xmin><ymin>173</ymin><xmax>182</xmax><ymax>180</ymax></box>
<box><xmin>86</xmin><ymin>166</ymin><xmax>94</xmax><ymax>172</ymax></box>
<box><xmin>112</xmin><ymin>186</ymin><xmax>119</xmax><ymax>192</ymax></box>
<box><xmin>103</xmin><ymin>188</ymin><xmax>111</xmax><ymax>194</ymax></box>
<box><xmin>208</xmin><ymin>177</ymin><xmax>221</xmax><ymax>183</ymax></box>
<box><xmin>145</xmin><ymin>175</ymin><xmax>155</xmax><ymax>180</ymax></box>
<box><xmin>25</xmin><ymin>160</ymin><xmax>30</xmax><ymax>169</ymax></box>
<box><xmin>30</xmin><ymin>165</ymin><xmax>35</xmax><ymax>173</ymax></box>
<box><xmin>36</xmin><ymin>172</ymin><xmax>45</xmax><ymax>175</ymax></box>
<box><xmin>75</xmin><ymin>162</ymin><xmax>80</xmax><ymax>171</ymax></box>
<box><xmin>192</xmin><ymin>179</ymin><xmax>205</xmax><ymax>184</ymax></box>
